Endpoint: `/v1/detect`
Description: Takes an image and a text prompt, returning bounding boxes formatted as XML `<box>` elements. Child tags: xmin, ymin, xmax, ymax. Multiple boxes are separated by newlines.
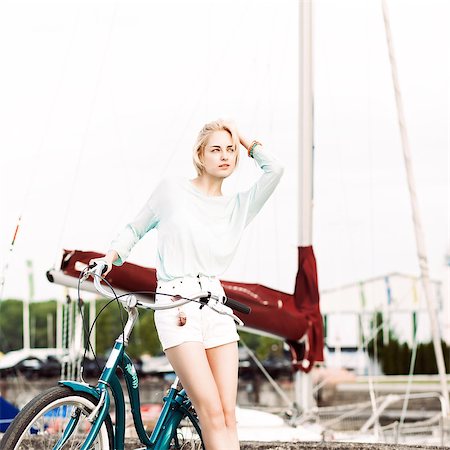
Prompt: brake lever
<box><xmin>80</xmin><ymin>270</ymin><xmax>91</xmax><ymax>282</ymax></box>
<box><xmin>74</xmin><ymin>261</ymin><xmax>91</xmax><ymax>283</ymax></box>
<box><xmin>75</xmin><ymin>261</ymin><xmax>107</xmax><ymax>283</ymax></box>
<box><xmin>231</xmin><ymin>313</ymin><xmax>244</xmax><ymax>326</ymax></box>
<box><xmin>197</xmin><ymin>291</ymin><xmax>211</xmax><ymax>309</ymax></box>
<box><xmin>207</xmin><ymin>301</ymin><xmax>244</xmax><ymax>326</ymax></box>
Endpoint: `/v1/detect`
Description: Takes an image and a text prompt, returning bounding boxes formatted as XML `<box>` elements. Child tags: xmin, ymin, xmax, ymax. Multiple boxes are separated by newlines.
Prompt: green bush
<box><xmin>366</xmin><ymin>313</ymin><xmax>450</xmax><ymax>375</ymax></box>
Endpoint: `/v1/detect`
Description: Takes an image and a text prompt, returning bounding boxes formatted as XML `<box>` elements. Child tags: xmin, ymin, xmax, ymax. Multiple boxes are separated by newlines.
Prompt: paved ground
<box><xmin>120</xmin><ymin>439</ymin><xmax>450</xmax><ymax>449</ymax></box>
<box><xmin>1</xmin><ymin>437</ymin><xmax>447</xmax><ymax>449</ymax></box>
<box><xmin>241</xmin><ymin>444</ymin><xmax>449</xmax><ymax>450</ymax></box>
<box><xmin>237</xmin><ymin>444</ymin><xmax>448</xmax><ymax>450</ymax></box>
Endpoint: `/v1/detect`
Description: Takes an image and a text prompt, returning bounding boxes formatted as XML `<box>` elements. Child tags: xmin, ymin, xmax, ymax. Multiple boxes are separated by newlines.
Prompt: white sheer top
<box><xmin>110</xmin><ymin>146</ymin><xmax>283</xmax><ymax>281</ymax></box>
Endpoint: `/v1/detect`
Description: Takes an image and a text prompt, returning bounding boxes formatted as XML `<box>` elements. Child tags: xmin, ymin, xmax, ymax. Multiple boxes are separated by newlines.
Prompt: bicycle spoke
<box><xmin>3</xmin><ymin>388</ymin><xmax>112</xmax><ymax>450</ymax></box>
<box><xmin>174</xmin><ymin>414</ymin><xmax>204</xmax><ymax>450</ymax></box>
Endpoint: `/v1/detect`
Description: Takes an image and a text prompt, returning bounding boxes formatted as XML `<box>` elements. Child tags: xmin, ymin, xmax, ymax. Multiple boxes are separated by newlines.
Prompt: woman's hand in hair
<box><xmin>237</xmin><ymin>131</ymin><xmax>251</xmax><ymax>153</ymax></box>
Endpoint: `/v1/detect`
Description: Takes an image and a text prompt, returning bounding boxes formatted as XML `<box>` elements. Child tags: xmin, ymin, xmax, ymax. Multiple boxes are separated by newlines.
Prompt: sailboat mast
<box><xmin>299</xmin><ymin>0</ymin><xmax>314</xmax><ymax>246</ymax></box>
<box><xmin>297</xmin><ymin>0</ymin><xmax>315</xmax><ymax>412</ymax></box>
<box><xmin>381</xmin><ymin>0</ymin><xmax>449</xmax><ymax>410</ymax></box>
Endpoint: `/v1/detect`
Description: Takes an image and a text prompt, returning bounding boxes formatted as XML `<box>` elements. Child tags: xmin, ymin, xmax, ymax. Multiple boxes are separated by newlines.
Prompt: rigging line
<box><xmin>246</xmin><ymin>43</ymin><xmax>271</xmax><ymax>283</ymax></box>
<box><xmin>397</xmin><ymin>318</ymin><xmax>419</xmax><ymax>439</ymax></box>
<box><xmin>157</xmin><ymin>0</ymin><xmax>254</xmax><ymax>178</ymax></box>
<box><xmin>204</xmin><ymin>0</ymin><xmax>212</xmax><ymax>118</ymax></box>
<box><xmin>110</xmin><ymin>88</ymin><xmax>134</xmax><ymax>203</ymax></box>
<box><xmin>239</xmin><ymin>1</ymin><xmax>294</xmax><ymax>285</ymax></box>
<box><xmin>239</xmin><ymin>336</ymin><xmax>296</xmax><ymax>410</ymax></box>
<box><xmin>234</xmin><ymin>0</ymin><xmax>283</xmax><ymax>111</ymax></box>
<box><xmin>226</xmin><ymin>0</ymin><xmax>264</xmax><ymax>113</ymax></box>
<box><xmin>248</xmin><ymin>38</ymin><xmax>273</xmax><ymax>125</ymax></box>
<box><xmin>0</xmin><ymin>216</ymin><xmax>22</xmax><ymax>302</ymax></box>
<box><xmin>247</xmin><ymin>0</ymin><xmax>281</xmax><ymax>286</ymax></box>
<box><xmin>19</xmin><ymin>5</ymin><xmax>83</xmax><ymax>215</ymax></box>
<box><xmin>318</xmin><ymin>12</ymin><xmax>360</xmax><ymax>284</ymax></box>
<box><xmin>222</xmin><ymin>10</ymin><xmax>274</xmax><ymax>206</ymax></box>
<box><xmin>381</xmin><ymin>0</ymin><xmax>449</xmax><ymax>410</ymax></box>
<box><xmin>366</xmin><ymin>0</ymin><xmax>376</xmax><ymax>293</ymax></box>
<box><xmin>268</xmin><ymin>2</ymin><xmax>295</xmax><ymax>289</ymax></box>
<box><xmin>268</xmin><ymin>99</ymin><xmax>282</xmax><ymax>288</ymax></box>
<box><xmin>361</xmin><ymin>309</ymin><xmax>404</xmax><ymax>426</ymax></box>
<box><xmin>109</xmin><ymin>2</ymin><xmax>255</xmax><ymax>197</ymax></box>
<box><xmin>53</xmin><ymin>2</ymin><xmax>119</xmax><ymax>265</ymax></box>
<box><xmin>255</xmin><ymin>96</ymin><xmax>281</xmax><ymax>286</ymax></box>
<box><xmin>359</xmin><ymin>312</ymin><xmax>383</xmax><ymax>437</ymax></box>
<box><xmin>0</xmin><ymin>7</ymin><xmax>82</xmax><ymax>302</ymax></box>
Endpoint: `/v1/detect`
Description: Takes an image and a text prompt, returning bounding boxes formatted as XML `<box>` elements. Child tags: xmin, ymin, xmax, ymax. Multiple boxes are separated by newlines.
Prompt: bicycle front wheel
<box><xmin>1</xmin><ymin>385</ymin><xmax>114</xmax><ymax>450</ymax></box>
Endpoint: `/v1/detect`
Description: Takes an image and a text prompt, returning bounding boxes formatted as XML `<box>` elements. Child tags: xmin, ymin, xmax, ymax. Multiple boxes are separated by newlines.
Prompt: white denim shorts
<box><xmin>153</xmin><ymin>275</ymin><xmax>240</xmax><ymax>351</ymax></box>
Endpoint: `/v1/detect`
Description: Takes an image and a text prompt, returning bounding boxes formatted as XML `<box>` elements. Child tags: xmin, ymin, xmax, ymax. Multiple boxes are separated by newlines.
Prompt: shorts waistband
<box><xmin>157</xmin><ymin>275</ymin><xmax>221</xmax><ymax>291</ymax></box>
<box><xmin>158</xmin><ymin>274</ymin><xmax>217</xmax><ymax>283</ymax></box>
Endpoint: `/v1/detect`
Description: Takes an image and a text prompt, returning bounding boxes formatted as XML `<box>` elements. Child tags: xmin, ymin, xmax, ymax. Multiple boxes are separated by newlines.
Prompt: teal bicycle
<box><xmin>1</xmin><ymin>262</ymin><xmax>250</xmax><ymax>450</ymax></box>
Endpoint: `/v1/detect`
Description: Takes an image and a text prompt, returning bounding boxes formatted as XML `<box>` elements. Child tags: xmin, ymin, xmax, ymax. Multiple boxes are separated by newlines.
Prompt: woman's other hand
<box><xmin>89</xmin><ymin>250</ymin><xmax>118</xmax><ymax>277</ymax></box>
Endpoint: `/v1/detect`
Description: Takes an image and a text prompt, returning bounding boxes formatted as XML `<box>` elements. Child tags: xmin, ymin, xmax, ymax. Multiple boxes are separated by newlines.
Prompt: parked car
<box><xmin>137</xmin><ymin>354</ymin><xmax>174</xmax><ymax>377</ymax></box>
<box><xmin>0</xmin><ymin>349</ymin><xmax>66</xmax><ymax>379</ymax></box>
<box><xmin>79</xmin><ymin>355</ymin><xmax>108</xmax><ymax>379</ymax></box>
<box><xmin>38</xmin><ymin>355</ymin><xmax>62</xmax><ymax>378</ymax></box>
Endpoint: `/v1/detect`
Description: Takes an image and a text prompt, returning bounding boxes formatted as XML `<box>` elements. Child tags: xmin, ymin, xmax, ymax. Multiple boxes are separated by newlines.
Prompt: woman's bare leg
<box><xmin>206</xmin><ymin>342</ymin><xmax>240</xmax><ymax>450</ymax></box>
<box><xmin>165</xmin><ymin>341</ymin><xmax>231</xmax><ymax>450</ymax></box>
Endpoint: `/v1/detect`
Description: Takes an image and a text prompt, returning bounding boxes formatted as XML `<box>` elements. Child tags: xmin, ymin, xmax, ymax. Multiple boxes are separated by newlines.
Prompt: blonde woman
<box><xmin>92</xmin><ymin>120</ymin><xmax>283</xmax><ymax>450</ymax></box>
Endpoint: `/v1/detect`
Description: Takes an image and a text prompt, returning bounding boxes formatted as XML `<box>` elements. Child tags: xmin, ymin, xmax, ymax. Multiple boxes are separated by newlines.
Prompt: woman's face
<box><xmin>201</xmin><ymin>130</ymin><xmax>237</xmax><ymax>178</ymax></box>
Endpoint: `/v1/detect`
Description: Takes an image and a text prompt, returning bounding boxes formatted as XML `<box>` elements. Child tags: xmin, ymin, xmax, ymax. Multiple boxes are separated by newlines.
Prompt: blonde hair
<box><xmin>193</xmin><ymin>119</ymin><xmax>240</xmax><ymax>175</ymax></box>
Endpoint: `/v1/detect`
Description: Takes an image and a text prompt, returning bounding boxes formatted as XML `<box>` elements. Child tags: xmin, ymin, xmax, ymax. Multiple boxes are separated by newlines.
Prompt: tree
<box><xmin>0</xmin><ymin>300</ymin><xmax>23</xmax><ymax>352</ymax></box>
<box><xmin>30</xmin><ymin>300</ymin><xmax>57</xmax><ymax>348</ymax></box>
<box><xmin>93</xmin><ymin>299</ymin><xmax>162</xmax><ymax>357</ymax></box>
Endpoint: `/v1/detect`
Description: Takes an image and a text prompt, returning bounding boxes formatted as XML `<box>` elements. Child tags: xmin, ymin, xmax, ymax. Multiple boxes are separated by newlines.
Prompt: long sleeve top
<box><xmin>110</xmin><ymin>146</ymin><xmax>284</xmax><ymax>281</ymax></box>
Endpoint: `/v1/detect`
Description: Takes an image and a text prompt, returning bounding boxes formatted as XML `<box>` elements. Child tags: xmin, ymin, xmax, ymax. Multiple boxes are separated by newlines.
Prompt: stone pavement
<box><xmin>121</xmin><ymin>439</ymin><xmax>449</xmax><ymax>449</ymax></box>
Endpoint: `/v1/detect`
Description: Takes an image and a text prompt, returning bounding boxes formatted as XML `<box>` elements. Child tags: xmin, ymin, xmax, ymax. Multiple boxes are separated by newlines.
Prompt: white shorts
<box><xmin>153</xmin><ymin>275</ymin><xmax>240</xmax><ymax>351</ymax></box>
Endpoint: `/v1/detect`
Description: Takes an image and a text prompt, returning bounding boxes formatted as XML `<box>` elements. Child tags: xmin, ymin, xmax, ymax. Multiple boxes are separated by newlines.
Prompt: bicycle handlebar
<box><xmin>222</xmin><ymin>297</ymin><xmax>251</xmax><ymax>315</ymax></box>
<box><xmin>86</xmin><ymin>261</ymin><xmax>251</xmax><ymax>317</ymax></box>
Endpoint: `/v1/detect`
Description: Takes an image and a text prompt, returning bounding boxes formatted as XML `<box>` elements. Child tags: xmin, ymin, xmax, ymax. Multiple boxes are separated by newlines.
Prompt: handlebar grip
<box><xmin>224</xmin><ymin>297</ymin><xmax>251</xmax><ymax>314</ymax></box>
<box><xmin>90</xmin><ymin>261</ymin><xmax>108</xmax><ymax>275</ymax></box>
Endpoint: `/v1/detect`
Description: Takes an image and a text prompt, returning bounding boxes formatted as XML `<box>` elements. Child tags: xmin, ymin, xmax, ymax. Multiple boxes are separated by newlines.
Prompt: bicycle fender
<box><xmin>58</xmin><ymin>381</ymin><xmax>115</xmax><ymax>450</ymax></box>
<box><xmin>58</xmin><ymin>381</ymin><xmax>100</xmax><ymax>400</ymax></box>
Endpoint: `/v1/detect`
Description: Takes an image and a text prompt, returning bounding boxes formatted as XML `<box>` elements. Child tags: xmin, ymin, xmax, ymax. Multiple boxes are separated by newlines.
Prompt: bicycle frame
<box><xmin>59</xmin><ymin>338</ymin><xmax>198</xmax><ymax>450</ymax></box>
<box><xmin>51</xmin><ymin>266</ymin><xmax>242</xmax><ymax>450</ymax></box>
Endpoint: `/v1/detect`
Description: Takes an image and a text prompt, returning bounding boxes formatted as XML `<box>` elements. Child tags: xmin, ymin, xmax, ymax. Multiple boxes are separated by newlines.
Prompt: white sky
<box><xmin>0</xmin><ymin>0</ymin><xmax>448</xmax><ymax>304</ymax></box>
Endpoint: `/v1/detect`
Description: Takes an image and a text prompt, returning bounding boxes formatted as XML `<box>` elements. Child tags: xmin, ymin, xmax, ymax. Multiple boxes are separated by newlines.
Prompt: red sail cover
<box><xmin>58</xmin><ymin>247</ymin><xmax>323</xmax><ymax>372</ymax></box>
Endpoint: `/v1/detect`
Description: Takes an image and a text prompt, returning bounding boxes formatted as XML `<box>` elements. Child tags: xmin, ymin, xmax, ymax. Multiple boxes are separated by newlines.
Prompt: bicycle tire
<box><xmin>1</xmin><ymin>385</ymin><xmax>114</xmax><ymax>450</ymax></box>
<box><xmin>170</xmin><ymin>409</ymin><xmax>204</xmax><ymax>450</ymax></box>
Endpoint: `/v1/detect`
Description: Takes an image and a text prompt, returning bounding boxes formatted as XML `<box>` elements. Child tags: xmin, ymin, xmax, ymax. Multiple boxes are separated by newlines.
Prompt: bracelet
<box><xmin>247</xmin><ymin>140</ymin><xmax>262</xmax><ymax>158</ymax></box>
